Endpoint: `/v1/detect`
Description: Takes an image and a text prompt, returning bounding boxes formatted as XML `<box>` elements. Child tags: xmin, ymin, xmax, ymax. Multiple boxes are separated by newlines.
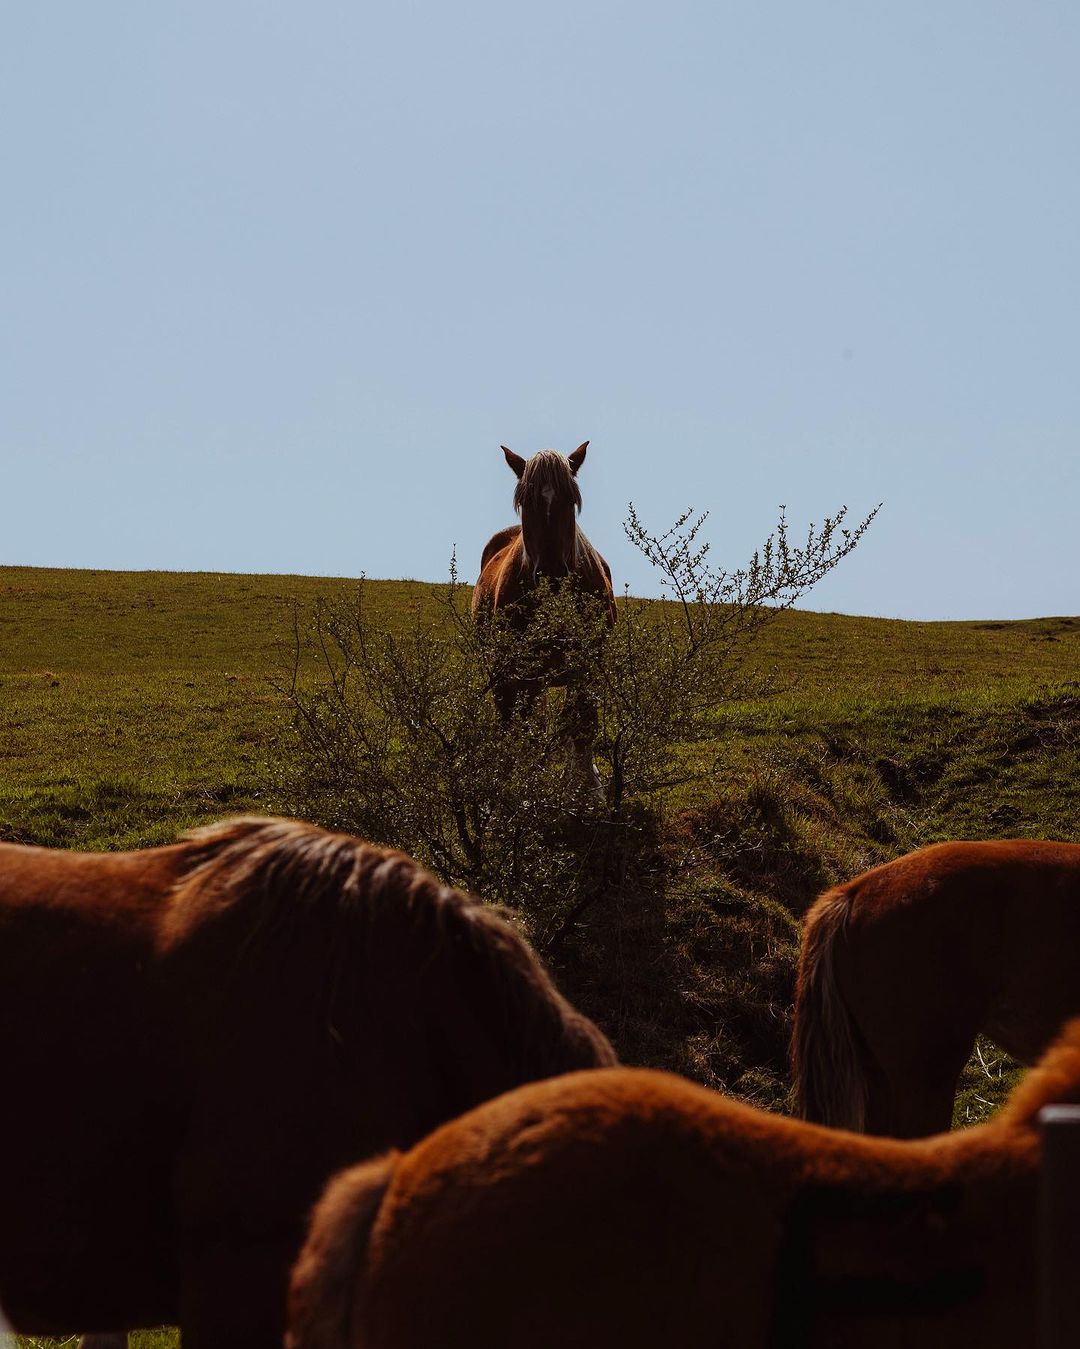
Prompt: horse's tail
<box><xmin>792</xmin><ymin>883</ymin><xmax>868</xmax><ymax>1131</ymax></box>
<box><xmin>287</xmin><ymin>1151</ymin><xmax>400</xmax><ymax>1349</ymax></box>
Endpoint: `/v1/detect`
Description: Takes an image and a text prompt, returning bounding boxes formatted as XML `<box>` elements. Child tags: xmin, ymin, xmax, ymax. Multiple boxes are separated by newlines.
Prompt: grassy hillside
<box><xmin>5</xmin><ymin>563</ymin><xmax>1078</xmax><ymax>1344</ymax></box>
<box><xmin>0</xmin><ymin>567</ymin><xmax>417</xmax><ymax>848</ymax></box>
<box><xmin>5</xmin><ymin>564</ymin><xmax>1077</xmax><ymax>844</ymax></box>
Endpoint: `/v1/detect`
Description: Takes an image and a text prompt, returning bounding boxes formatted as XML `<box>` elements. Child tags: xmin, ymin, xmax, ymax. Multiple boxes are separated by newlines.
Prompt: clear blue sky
<box><xmin>3</xmin><ymin>2</ymin><xmax>1077</xmax><ymax>619</ymax></box>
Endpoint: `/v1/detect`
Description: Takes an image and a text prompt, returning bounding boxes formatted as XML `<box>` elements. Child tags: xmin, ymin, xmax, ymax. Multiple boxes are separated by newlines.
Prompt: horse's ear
<box><xmin>568</xmin><ymin>441</ymin><xmax>589</xmax><ymax>475</ymax></box>
<box><xmin>501</xmin><ymin>445</ymin><xmax>527</xmax><ymax>478</ymax></box>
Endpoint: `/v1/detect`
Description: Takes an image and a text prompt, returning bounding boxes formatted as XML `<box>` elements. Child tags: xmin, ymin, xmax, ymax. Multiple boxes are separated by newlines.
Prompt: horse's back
<box><xmin>0</xmin><ymin>840</ymin><xmax>188</xmax><ymax>1025</ymax></box>
<box><xmin>828</xmin><ymin>839</ymin><xmax>1080</xmax><ymax>972</ymax></box>
<box><xmin>300</xmin><ymin>1068</ymin><xmax>779</xmax><ymax>1348</ymax></box>
<box><xmin>0</xmin><ymin>836</ymin><xmax>189</xmax><ymax>902</ymax></box>
<box><xmin>840</xmin><ymin>838</ymin><xmax>1080</xmax><ymax>906</ymax></box>
<box><xmin>298</xmin><ymin>1062</ymin><xmax>1036</xmax><ymax>1349</ymax></box>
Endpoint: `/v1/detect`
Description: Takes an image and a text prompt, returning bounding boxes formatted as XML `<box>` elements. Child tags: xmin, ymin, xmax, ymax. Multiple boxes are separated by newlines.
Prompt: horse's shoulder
<box><xmin>474</xmin><ymin>528</ymin><xmax>526</xmax><ymax>616</ymax></box>
<box><xmin>479</xmin><ymin>525</ymin><xmax>522</xmax><ymax>575</ymax></box>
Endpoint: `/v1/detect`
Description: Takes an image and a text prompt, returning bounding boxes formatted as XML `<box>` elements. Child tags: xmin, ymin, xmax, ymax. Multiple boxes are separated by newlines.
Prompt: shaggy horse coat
<box><xmin>793</xmin><ymin>839</ymin><xmax>1080</xmax><ymax>1137</ymax></box>
<box><xmin>288</xmin><ymin>1025</ymin><xmax>1080</xmax><ymax>1349</ymax></box>
<box><xmin>0</xmin><ymin>817</ymin><xmax>614</xmax><ymax>1348</ymax></box>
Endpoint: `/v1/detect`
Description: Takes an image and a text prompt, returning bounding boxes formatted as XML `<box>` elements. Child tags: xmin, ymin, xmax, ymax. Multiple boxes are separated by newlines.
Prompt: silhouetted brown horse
<box><xmin>0</xmin><ymin>817</ymin><xmax>614</xmax><ymax>1347</ymax></box>
<box><xmin>793</xmin><ymin>839</ymin><xmax>1080</xmax><ymax>1137</ymax></box>
<box><xmin>289</xmin><ymin>1023</ymin><xmax>1080</xmax><ymax>1349</ymax></box>
<box><xmin>472</xmin><ymin>443</ymin><xmax>616</xmax><ymax>794</ymax></box>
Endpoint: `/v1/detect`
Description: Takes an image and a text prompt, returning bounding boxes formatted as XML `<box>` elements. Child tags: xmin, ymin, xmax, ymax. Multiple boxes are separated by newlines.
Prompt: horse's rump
<box><xmin>287</xmin><ymin>1152</ymin><xmax>400</xmax><ymax>1349</ymax></box>
<box><xmin>288</xmin><ymin>1033</ymin><xmax>1080</xmax><ymax>1349</ymax></box>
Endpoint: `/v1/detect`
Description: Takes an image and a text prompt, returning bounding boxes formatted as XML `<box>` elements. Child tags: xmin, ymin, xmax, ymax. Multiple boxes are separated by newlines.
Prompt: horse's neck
<box><xmin>520</xmin><ymin>512</ymin><xmax>579</xmax><ymax>576</ymax></box>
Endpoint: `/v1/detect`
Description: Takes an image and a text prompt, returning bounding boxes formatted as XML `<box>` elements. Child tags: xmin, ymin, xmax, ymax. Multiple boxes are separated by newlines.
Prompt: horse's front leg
<box><xmin>494</xmin><ymin>678</ymin><xmax>540</xmax><ymax>724</ymax></box>
<box><xmin>560</xmin><ymin>686</ymin><xmax>604</xmax><ymax>804</ymax></box>
<box><xmin>77</xmin><ymin>1335</ymin><xmax>128</xmax><ymax>1349</ymax></box>
<box><xmin>176</xmin><ymin>1235</ymin><xmax>297</xmax><ymax>1349</ymax></box>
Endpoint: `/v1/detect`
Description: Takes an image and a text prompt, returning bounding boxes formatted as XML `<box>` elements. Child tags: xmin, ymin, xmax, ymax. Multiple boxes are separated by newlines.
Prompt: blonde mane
<box><xmin>513</xmin><ymin>449</ymin><xmax>582</xmax><ymax>516</ymax></box>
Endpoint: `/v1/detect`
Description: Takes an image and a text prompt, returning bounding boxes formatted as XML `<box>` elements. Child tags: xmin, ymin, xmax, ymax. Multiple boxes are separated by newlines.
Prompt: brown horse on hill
<box><xmin>289</xmin><ymin>1023</ymin><xmax>1080</xmax><ymax>1349</ymax></box>
<box><xmin>0</xmin><ymin>817</ymin><xmax>614</xmax><ymax>1348</ymax></box>
<box><xmin>793</xmin><ymin>838</ymin><xmax>1080</xmax><ymax>1137</ymax></box>
<box><xmin>472</xmin><ymin>443</ymin><xmax>616</xmax><ymax>795</ymax></box>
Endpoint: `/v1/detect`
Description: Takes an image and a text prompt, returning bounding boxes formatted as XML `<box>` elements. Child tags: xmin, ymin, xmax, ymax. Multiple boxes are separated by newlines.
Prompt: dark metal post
<box><xmin>1039</xmin><ymin>1104</ymin><xmax>1080</xmax><ymax>1349</ymax></box>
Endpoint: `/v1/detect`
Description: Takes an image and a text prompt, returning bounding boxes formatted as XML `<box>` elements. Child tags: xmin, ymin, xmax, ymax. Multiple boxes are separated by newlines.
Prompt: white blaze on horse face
<box><xmin>541</xmin><ymin>485</ymin><xmax>555</xmax><ymax>518</ymax></box>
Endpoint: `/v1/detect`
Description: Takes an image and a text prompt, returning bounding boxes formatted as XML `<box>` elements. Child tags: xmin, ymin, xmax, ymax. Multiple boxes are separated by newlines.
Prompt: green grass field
<box><xmin>4</xmin><ymin>563</ymin><xmax>1078</xmax><ymax>1344</ymax></box>
<box><xmin>5</xmin><ymin>564</ymin><xmax>1077</xmax><ymax>845</ymax></box>
<box><xmin>0</xmin><ymin>567</ymin><xmax>422</xmax><ymax>849</ymax></box>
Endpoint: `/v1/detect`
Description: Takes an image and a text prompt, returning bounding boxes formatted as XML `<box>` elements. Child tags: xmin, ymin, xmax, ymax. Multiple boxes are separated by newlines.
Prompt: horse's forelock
<box><xmin>513</xmin><ymin>450</ymin><xmax>582</xmax><ymax>517</ymax></box>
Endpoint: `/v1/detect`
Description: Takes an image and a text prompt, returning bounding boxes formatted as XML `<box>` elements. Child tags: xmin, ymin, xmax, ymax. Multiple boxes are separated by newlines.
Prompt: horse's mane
<box><xmin>995</xmin><ymin>1018</ymin><xmax>1080</xmax><ymax>1130</ymax></box>
<box><xmin>513</xmin><ymin>450</ymin><xmax>582</xmax><ymax>516</ymax></box>
<box><xmin>162</xmin><ymin>816</ymin><xmax>614</xmax><ymax>1075</ymax></box>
